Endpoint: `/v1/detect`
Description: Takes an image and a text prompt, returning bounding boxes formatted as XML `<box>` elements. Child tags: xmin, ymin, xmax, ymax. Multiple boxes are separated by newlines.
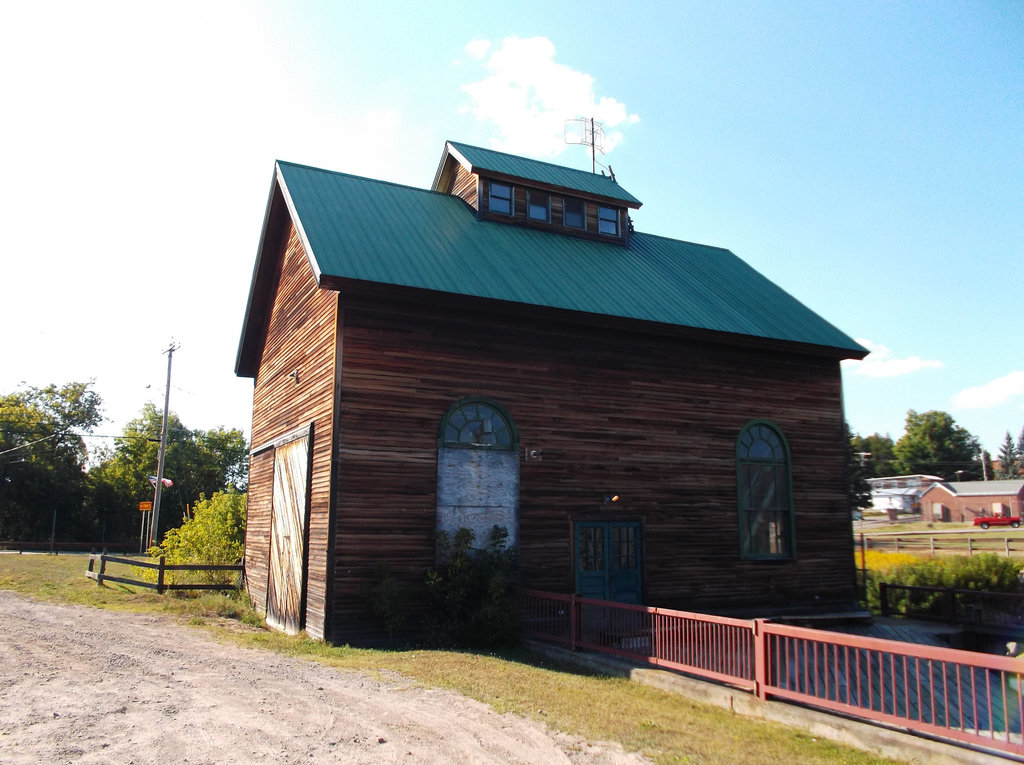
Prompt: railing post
<box><xmin>753</xmin><ymin>619</ymin><xmax>768</xmax><ymax>700</ymax></box>
<box><xmin>570</xmin><ymin>593</ymin><xmax>578</xmax><ymax>650</ymax></box>
<box><xmin>880</xmin><ymin>582</ymin><xmax>889</xmax><ymax>617</ymax></box>
<box><xmin>157</xmin><ymin>556</ymin><xmax>166</xmax><ymax>595</ymax></box>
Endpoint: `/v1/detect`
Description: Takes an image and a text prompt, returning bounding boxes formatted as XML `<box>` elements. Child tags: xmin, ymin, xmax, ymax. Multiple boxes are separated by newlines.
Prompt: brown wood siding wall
<box><xmin>243</xmin><ymin>448</ymin><xmax>274</xmax><ymax>613</ymax></box>
<box><xmin>248</xmin><ymin>223</ymin><xmax>339</xmax><ymax>640</ymax></box>
<box><xmin>329</xmin><ymin>297</ymin><xmax>855</xmax><ymax>642</ymax></box>
<box><xmin>450</xmin><ymin>164</ymin><xmax>478</xmax><ymax>209</ymax></box>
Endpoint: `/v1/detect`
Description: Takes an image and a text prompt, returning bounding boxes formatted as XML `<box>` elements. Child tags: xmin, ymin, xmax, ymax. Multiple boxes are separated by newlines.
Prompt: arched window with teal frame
<box><xmin>438</xmin><ymin>398</ymin><xmax>517</xmax><ymax>450</ymax></box>
<box><xmin>736</xmin><ymin>421</ymin><xmax>794</xmax><ymax>559</ymax></box>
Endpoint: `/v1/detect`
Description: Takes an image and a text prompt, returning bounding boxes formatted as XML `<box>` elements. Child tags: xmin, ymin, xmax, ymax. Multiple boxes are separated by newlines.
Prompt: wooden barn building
<box><xmin>235</xmin><ymin>140</ymin><xmax>868</xmax><ymax>642</ymax></box>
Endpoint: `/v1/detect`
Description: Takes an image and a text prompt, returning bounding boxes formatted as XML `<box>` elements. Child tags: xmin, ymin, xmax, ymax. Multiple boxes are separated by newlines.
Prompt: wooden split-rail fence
<box><xmin>86</xmin><ymin>553</ymin><xmax>242</xmax><ymax>594</ymax></box>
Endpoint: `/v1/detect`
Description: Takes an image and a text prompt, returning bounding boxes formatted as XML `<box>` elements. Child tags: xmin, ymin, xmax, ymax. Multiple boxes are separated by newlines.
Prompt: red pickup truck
<box><xmin>973</xmin><ymin>516</ymin><xmax>1021</xmax><ymax>529</ymax></box>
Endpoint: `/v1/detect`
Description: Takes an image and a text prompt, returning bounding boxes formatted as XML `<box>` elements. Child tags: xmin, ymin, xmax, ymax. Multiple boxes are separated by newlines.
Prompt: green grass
<box><xmin>0</xmin><ymin>553</ymin><xmax>898</xmax><ymax>764</ymax></box>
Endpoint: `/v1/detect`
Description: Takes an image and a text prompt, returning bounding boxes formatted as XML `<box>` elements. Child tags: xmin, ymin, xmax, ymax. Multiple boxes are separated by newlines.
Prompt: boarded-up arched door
<box><xmin>436</xmin><ymin>398</ymin><xmax>519</xmax><ymax>549</ymax></box>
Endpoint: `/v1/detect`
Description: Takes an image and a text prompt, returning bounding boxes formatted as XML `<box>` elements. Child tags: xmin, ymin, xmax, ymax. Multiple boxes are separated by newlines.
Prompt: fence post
<box><xmin>1007</xmin><ymin>538</ymin><xmax>1012</xmax><ymax>558</ymax></box>
<box><xmin>880</xmin><ymin>583</ymin><xmax>889</xmax><ymax>617</ymax></box>
<box><xmin>753</xmin><ymin>619</ymin><xmax>768</xmax><ymax>700</ymax></box>
<box><xmin>895</xmin><ymin>537</ymin><xmax>900</xmax><ymax>553</ymax></box>
<box><xmin>157</xmin><ymin>556</ymin><xmax>165</xmax><ymax>595</ymax></box>
<box><xmin>967</xmin><ymin>538</ymin><xmax>973</xmax><ymax>557</ymax></box>
<box><xmin>570</xmin><ymin>593</ymin><xmax>578</xmax><ymax>650</ymax></box>
<box><xmin>930</xmin><ymin>537</ymin><xmax>935</xmax><ymax>556</ymax></box>
<box><xmin>98</xmin><ymin>555</ymin><xmax>107</xmax><ymax>585</ymax></box>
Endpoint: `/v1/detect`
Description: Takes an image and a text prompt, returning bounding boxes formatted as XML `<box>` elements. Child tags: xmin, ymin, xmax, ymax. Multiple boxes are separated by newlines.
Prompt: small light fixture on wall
<box><xmin>603</xmin><ymin>493</ymin><xmax>620</xmax><ymax>505</ymax></box>
<box><xmin>288</xmin><ymin>369</ymin><xmax>299</xmax><ymax>384</ymax></box>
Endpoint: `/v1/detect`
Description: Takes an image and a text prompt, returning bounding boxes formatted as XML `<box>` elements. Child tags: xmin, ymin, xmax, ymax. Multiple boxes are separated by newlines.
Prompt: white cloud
<box><xmin>464</xmin><ymin>39</ymin><xmax>491</xmax><ymax>60</ymax></box>
<box><xmin>952</xmin><ymin>371</ymin><xmax>1024</xmax><ymax>410</ymax></box>
<box><xmin>460</xmin><ymin>36</ymin><xmax>638</xmax><ymax>159</ymax></box>
<box><xmin>841</xmin><ymin>339</ymin><xmax>943</xmax><ymax>378</ymax></box>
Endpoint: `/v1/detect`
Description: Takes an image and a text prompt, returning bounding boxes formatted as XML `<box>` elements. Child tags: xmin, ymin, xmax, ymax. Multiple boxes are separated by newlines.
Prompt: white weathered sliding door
<box><xmin>266</xmin><ymin>432</ymin><xmax>310</xmax><ymax>634</ymax></box>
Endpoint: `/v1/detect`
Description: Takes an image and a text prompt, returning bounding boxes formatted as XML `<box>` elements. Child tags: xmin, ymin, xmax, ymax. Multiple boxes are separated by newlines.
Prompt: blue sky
<box><xmin>1</xmin><ymin>1</ymin><xmax>1021</xmax><ymax>458</ymax></box>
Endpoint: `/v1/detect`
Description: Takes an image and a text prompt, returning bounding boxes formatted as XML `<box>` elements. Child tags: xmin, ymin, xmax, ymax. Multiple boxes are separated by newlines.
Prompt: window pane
<box><xmin>598</xmin><ymin>206</ymin><xmax>618</xmax><ymax>235</ymax></box>
<box><xmin>579</xmin><ymin>527</ymin><xmax>604</xmax><ymax>571</ymax></box>
<box><xmin>441</xmin><ymin>400</ymin><xmax>515</xmax><ymax>449</ymax></box>
<box><xmin>528</xmin><ymin>191</ymin><xmax>549</xmax><ymax>221</ymax></box>
<box><xmin>490</xmin><ymin>182</ymin><xmax>512</xmax><ymax>215</ymax></box>
<box><xmin>737</xmin><ymin>423</ymin><xmax>792</xmax><ymax>558</ymax></box>
<box><xmin>564</xmin><ymin>198</ymin><xmax>585</xmax><ymax>229</ymax></box>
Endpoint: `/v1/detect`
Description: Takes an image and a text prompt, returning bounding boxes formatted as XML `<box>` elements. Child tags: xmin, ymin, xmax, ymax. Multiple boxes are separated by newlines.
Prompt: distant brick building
<box><xmin>920</xmin><ymin>480</ymin><xmax>1024</xmax><ymax>523</ymax></box>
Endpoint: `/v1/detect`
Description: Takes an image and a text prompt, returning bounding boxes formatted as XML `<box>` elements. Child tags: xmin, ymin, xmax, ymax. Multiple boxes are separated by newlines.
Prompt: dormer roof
<box><xmin>433</xmin><ymin>140</ymin><xmax>642</xmax><ymax>208</ymax></box>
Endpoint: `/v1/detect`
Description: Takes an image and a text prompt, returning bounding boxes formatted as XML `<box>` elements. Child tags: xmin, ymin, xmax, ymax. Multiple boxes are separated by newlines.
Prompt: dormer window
<box><xmin>598</xmin><ymin>205</ymin><xmax>619</xmax><ymax>236</ymax></box>
<box><xmin>564</xmin><ymin>198</ymin><xmax>585</xmax><ymax>230</ymax></box>
<box><xmin>527</xmin><ymin>191</ymin><xmax>550</xmax><ymax>222</ymax></box>
<box><xmin>489</xmin><ymin>181</ymin><xmax>513</xmax><ymax>215</ymax></box>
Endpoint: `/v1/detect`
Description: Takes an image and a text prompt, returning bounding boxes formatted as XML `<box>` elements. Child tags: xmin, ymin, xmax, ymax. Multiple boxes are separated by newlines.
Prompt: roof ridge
<box><xmin>447</xmin><ymin>140</ymin><xmax>606</xmax><ymax>179</ymax></box>
<box><xmin>276</xmin><ymin>159</ymin><xmax>453</xmax><ymax>199</ymax></box>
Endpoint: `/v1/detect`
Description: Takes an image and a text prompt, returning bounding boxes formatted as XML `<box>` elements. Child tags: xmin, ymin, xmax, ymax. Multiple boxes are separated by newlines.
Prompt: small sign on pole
<box><xmin>139</xmin><ymin>501</ymin><xmax>152</xmax><ymax>512</ymax></box>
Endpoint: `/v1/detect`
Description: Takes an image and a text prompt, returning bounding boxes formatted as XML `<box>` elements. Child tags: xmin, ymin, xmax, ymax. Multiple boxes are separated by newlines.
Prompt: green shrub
<box><xmin>425</xmin><ymin>525</ymin><xmax>518</xmax><ymax>648</ymax></box>
<box><xmin>359</xmin><ymin>564</ymin><xmax>409</xmax><ymax>644</ymax></box>
<box><xmin>151</xmin><ymin>489</ymin><xmax>246</xmax><ymax>586</ymax></box>
<box><xmin>867</xmin><ymin>553</ymin><xmax>1024</xmax><ymax>614</ymax></box>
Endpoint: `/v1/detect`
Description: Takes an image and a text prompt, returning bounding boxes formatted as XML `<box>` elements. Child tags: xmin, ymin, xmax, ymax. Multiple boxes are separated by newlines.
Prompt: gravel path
<box><xmin>0</xmin><ymin>590</ymin><xmax>647</xmax><ymax>764</ymax></box>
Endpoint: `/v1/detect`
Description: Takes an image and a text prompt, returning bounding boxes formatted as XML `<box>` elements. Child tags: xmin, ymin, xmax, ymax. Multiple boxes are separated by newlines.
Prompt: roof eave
<box><xmin>235</xmin><ymin>162</ymin><xmax>324</xmax><ymax>378</ymax></box>
<box><xmin>235</xmin><ymin>165</ymin><xmax>285</xmax><ymax>378</ymax></box>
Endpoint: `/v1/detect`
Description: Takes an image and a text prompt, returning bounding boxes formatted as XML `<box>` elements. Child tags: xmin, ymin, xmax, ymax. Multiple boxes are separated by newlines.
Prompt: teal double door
<box><xmin>573</xmin><ymin>521</ymin><xmax>643</xmax><ymax>604</ymax></box>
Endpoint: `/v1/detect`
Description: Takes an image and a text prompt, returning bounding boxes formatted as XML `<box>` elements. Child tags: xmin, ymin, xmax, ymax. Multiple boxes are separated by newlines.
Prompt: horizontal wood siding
<box><xmin>243</xmin><ymin>448</ymin><xmax>274</xmax><ymax>613</ymax></box>
<box><xmin>248</xmin><ymin>223</ymin><xmax>339</xmax><ymax>640</ymax></box>
<box><xmin>330</xmin><ymin>296</ymin><xmax>854</xmax><ymax>642</ymax></box>
<box><xmin>449</xmin><ymin>164</ymin><xmax>478</xmax><ymax>210</ymax></box>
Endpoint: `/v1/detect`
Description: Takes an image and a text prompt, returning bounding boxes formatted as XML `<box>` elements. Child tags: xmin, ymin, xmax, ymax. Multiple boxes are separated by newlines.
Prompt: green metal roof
<box><xmin>445</xmin><ymin>141</ymin><xmax>643</xmax><ymax>207</ymax></box>
<box><xmin>268</xmin><ymin>160</ymin><xmax>864</xmax><ymax>356</ymax></box>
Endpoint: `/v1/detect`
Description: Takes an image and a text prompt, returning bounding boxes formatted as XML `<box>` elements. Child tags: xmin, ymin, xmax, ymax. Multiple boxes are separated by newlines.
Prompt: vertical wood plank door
<box><xmin>266</xmin><ymin>434</ymin><xmax>310</xmax><ymax>634</ymax></box>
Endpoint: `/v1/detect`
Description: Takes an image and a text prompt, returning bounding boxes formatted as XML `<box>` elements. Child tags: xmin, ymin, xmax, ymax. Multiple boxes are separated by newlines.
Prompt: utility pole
<box><xmin>149</xmin><ymin>342</ymin><xmax>178</xmax><ymax>549</ymax></box>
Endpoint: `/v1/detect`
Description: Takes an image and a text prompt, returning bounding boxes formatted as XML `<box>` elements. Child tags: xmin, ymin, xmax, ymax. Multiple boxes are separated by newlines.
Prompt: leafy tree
<box><xmin>997</xmin><ymin>431</ymin><xmax>1022</xmax><ymax>479</ymax></box>
<box><xmin>89</xmin><ymin>404</ymin><xmax>248</xmax><ymax>542</ymax></box>
<box><xmin>846</xmin><ymin>422</ymin><xmax>872</xmax><ymax>511</ymax></box>
<box><xmin>0</xmin><ymin>382</ymin><xmax>102</xmax><ymax>541</ymax></box>
<box><xmin>892</xmin><ymin>410</ymin><xmax>980</xmax><ymax>480</ymax></box>
<box><xmin>849</xmin><ymin>432</ymin><xmax>896</xmax><ymax>478</ymax></box>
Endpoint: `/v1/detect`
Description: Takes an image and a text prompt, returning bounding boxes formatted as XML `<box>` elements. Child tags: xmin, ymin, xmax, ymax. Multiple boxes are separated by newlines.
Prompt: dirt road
<box><xmin>0</xmin><ymin>591</ymin><xmax>646</xmax><ymax>764</ymax></box>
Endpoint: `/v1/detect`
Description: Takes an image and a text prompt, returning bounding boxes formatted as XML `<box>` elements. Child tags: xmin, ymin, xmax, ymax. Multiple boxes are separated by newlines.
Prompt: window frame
<box><xmin>736</xmin><ymin>420</ymin><xmax>795</xmax><ymax>560</ymax></box>
<box><xmin>438</xmin><ymin>396</ymin><xmax>518</xmax><ymax>450</ymax></box>
<box><xmin>527</xmin><ymin>190</ymin><xmax>550</xmax><ymax>222</ymax></box>
<box><xmin>563</xmin><ymin>197</ymin><xmax>586</xmax><ymax>230</ymax></box>
<box><xmin>488</xmin><ymin>181</ymin><xmax>513</xmax><ymax>216</ymax></box>
<box><xmin>597</xmin><ymin>205</ymin><xmax>619</xmax><ymax>236</ymax></box>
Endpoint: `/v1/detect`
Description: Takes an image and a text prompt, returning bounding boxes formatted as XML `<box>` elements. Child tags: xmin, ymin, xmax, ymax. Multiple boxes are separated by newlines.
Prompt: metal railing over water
<box><xmin>518</xmin><ymin>589</ymin><xmax>1024</xmax><ymax>756</ymax></box>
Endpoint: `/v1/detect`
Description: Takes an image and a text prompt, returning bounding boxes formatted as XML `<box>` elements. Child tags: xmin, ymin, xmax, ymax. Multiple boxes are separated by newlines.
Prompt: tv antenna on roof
<box><xmin>564</xmin><ymin>117</ymin><xmax>606</xmax><ymax>174</ymax></box>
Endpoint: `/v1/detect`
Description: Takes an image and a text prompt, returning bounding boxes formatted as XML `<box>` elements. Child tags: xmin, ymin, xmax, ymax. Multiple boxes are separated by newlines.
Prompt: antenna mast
<box><xmin>564</xmin><ymin>117</ymin><xmax>606</xmax><ymax>173</ymax></box>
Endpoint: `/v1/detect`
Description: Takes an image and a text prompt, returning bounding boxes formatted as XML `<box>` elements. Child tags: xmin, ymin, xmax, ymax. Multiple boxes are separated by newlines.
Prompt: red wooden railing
<box><xmin>517</xmin><ymin>589</ymin><xmax>1024</xmax><ymax>756</ymax></box>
